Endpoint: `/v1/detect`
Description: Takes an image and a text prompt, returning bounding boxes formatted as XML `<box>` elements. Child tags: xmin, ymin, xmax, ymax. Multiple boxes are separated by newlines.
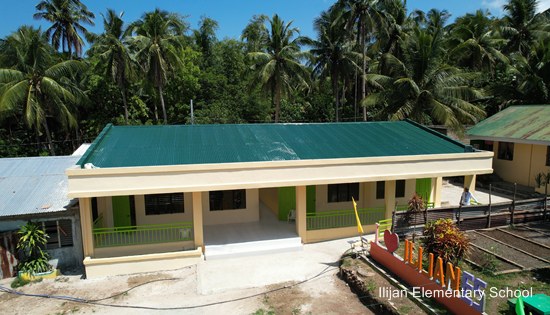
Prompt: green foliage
<box><xmin>1</xmin><ymin>0</ymin><xmax>550</xmax><ymax>157</ymax></box>
<box><xmin>10</xmin><ymin>277</ymin><xmax>31</xmax><ymax>288</ymax></box>
<box><xmin>17</xmin><ymin>221</ymin><xmax>52</xmax><ymax>274</ymax></box>
<box><xmin>421</xmin><ymin>218</ymin><xmax>470</xmax><ymax>265</ymax></box>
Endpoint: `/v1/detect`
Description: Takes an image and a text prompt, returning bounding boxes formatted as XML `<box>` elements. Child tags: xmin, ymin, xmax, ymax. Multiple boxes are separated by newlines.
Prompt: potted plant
<box><xmin>16</xmin><ymin>221</ymin><xmax>57</xmax><ymax>281</ymax></box>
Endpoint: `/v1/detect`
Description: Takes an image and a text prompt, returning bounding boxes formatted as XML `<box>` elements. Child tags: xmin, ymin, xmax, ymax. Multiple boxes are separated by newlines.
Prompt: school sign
<box><xmin>370</xmin><ymin>228</ymin><xmax>486</xmax><ymax>314</ymax></box>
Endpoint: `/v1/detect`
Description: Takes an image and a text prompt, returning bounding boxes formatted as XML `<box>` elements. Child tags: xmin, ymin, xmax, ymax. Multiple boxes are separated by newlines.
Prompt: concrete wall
<box><xmin>84</xmin><ymin>248</ymin><xmax>203</xmax><ymax>279</ymax></box>
<box><xmin>0</xmin><ymin>210</ymin><xmax>84</xmax><ymax>271</ymax></box>
<box><xmin>202</xmin><ymin>189</ymin><xmax>260</xmax><ymax>226</ymax></box>
<box><xmin>134</xmin><ymin>193</ymin><xmax>193</xmax><ymax>225</ymax></box>
<box><xmin>306</xmin><ymin>224</ymin><xmax>377</xmax><ymax>243</ymax></box>
<box><xmin>94</xmin><ymin>241</ymin><xmax>195</xmax><ymax>258</ymax></box>
<box><xmin>493</xmin><ymin>142</ymin><xmax>550</xmax><ymax>193</ymax></box>
<box><xmin>314</xmin><ymin>180</ymin><xmax>416</xmax><ymax>212</ymax></box>
<box><xmin>259</xmin><ymin>188</ymin><xmax>278</xmax><ymax>216</ymax></box>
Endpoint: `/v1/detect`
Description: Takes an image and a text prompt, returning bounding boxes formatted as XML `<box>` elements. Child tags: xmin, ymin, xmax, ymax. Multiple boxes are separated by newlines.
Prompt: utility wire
<box><xmin>0</xmin><ymin>266</ymin><xmax>340</xmax><ymax>311</ymax></box>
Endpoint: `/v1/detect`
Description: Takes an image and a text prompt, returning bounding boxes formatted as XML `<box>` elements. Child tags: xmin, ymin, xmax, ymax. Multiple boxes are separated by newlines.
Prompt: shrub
<box><xmin>421</xmin><ymin>219</ymin><xmax>469</xmax><ymax>265</ymax></box>
<box><xmin>405</xmin><ymin>193</ymin><xmax>427</xmax><ymax>223</ymax></box>
<box><xmin>17</xmin><ymin>221</ymin><xmax>53</xmax><ymax>274</ymax></box>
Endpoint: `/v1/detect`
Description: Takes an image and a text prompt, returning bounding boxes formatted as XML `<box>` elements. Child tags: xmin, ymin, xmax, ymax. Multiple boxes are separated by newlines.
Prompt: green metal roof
<box><xmin>467</xmin><ymin>105</ymin><xmax>550</xmax><ymax>144</ymax></box>
<box><xmin>77</xmin><ymin>120</ymin><xmax>472</xmax><ymax>168</ymax></box>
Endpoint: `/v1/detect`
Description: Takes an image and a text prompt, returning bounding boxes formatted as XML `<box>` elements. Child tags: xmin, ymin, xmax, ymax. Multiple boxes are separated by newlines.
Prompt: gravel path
<box><xmin>478</xmin><ymin>229</ymin><xmax>550</xmax><ymax>260</ymax></box>
<box><xmin>468</xmin><ymin>233</ymin><xmax>547</xmax><ymax>269</ymax></box>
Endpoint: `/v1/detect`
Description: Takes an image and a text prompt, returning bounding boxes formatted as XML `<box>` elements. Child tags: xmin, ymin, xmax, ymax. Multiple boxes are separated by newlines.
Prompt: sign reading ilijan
<box><xmin>369</xmin><ymin>226</ymin><xmax>486</xmax><ymax>315</ymax></box>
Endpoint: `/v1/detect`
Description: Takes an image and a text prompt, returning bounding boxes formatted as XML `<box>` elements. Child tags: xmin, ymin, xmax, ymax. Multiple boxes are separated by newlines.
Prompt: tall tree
<box><xmin>501</xmin><ymin>0</ymin><xmax>550</xmax><ymax>56</ymax></box>
<box><xmin>247</xmin><ymin>14</ymin><xmax>310</xmax><ymax>122</ymax></box>
<box><xmin>447</xmin><ymin>10</ymin><xmax>508</xmax><ymax>72</ymax></box>
<box><xmin>194</xmin><ymin>17</ymin><xmax>219</xmax><ymax>68</ymax></box>
<box><xmin>311</xmin><ymin>8</ymin><xmax>359</xmax><ymax>121</ymax></box>
<box><xmin>336</xmin><ymin>0</ymin><xmax>379</xmax><ymax>121</ymax></box>
<box><xmin>88</xmin><ymin>9</ymin><xmax>134</xmax><ymax>124</ymax></box>
<box><xmin>241</xmin><ymin>15</ymin><xmax>269</xmax><ymax>53</ymax></box>
<box><xmin>0</xmin><ymin>26</ymin><xmax>86</xmax><ymax>155</ymax></box>
<box><xmin>367</xmin><ymin>21</ymin><xmax>486</xmax><ymax>132</ymax></box>
<box><xmin>34</xmin><ymin>0</ymin><xmax>95</xmax><ymax>57</ymax></box>
<box><xmin>127</xmin><ymin>9</ymin><xmax>187</xmax><ymax>124</ymax></box>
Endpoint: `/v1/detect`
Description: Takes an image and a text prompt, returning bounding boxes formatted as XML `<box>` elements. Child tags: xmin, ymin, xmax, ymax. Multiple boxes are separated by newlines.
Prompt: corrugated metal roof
<box><xmin>0</xmin><ymin>156</ymin><xmax>79</xmax><ymax>217</ymax></box>
<box><xmin>77</xmin><ymin>120</ymin><xmax>471</xmax><ymax>168</ymax></box>
<box><xmin>467</xmin><ymin>105</ymin><xmax>550</xmax><ymax>144</ymax></box>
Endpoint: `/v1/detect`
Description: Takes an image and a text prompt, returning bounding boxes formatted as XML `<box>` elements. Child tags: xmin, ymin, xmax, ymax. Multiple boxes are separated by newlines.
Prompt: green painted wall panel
<box><xmin>278</xmin><ymin>187</ymin><xmax>296</xmax><ymax>221</ymax></box>
<box><xmin>112</xmin><ymin>196</ymin><xmax>131</xmax><ymax>227</ymax></box>
<box><xmin>415</xmin><ymin>178</ymin><xmax>432</xmax><ymax>203</ymax></box>
<box><xmin>307</xmin><ymin>185</ymin><xmax>316</xmax><ymax>214</ymax></box>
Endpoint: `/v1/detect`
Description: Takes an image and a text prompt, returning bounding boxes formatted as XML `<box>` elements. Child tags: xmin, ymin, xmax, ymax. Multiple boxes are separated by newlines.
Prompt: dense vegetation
<box><xmin>1</xmin><ymin>0</ymin><xmax>549</xmax><ymax>156</ymax></box>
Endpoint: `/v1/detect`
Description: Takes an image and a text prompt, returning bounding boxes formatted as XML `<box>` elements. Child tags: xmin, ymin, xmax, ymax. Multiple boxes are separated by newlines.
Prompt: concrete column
<box><xmin>431</xmin><ymin>177</ymin><xmax>443</xmax><ymax>208</ymax></box>
<box><xmin>192</xmin><ymin>192</ymin><xmax>204</xmax><ymax>251</ymax></box>
<box><xmin>295</xmin><ymin>186</ymin><xmax>307</xmax><ymax>243</ymax></box>
<box><xmin>464</xmin><ymin>175</ymin><xmax>477</xmax><ymax>193</ymax></box>
<box><xmin>79</xmin><ymin>197</ymin><xmax>94</xmax><ymax>257</ymax></box>
<box><xmin>384</xmin><ymin>180</ymin><xmax>396</xmax><ymax>219</ymax></box>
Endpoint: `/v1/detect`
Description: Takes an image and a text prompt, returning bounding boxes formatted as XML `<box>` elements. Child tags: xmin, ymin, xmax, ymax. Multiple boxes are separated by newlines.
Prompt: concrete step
<box><xmin>205</xmin><ymin>237</ymin><xmax>303</xmax><ymax>260</ymax></box>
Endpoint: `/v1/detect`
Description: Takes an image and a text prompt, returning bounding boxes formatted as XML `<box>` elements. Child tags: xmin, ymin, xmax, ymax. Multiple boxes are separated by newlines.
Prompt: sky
<box><xmin>1</xmin><ymin>0</ymin><xmax>550</xmax><ymax>42</ymax></box>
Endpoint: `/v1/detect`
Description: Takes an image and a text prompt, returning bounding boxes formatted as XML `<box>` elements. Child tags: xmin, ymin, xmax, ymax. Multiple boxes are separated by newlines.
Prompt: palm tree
<box><xmin>194</xmin><ymin>17</ymin><xmax>219</xmax><ymax>68</ymax></box>
<box><xmin>34</xmin><ymin>0</ymin><xmax>95</xmax><ymax>57</ymax></box>
<box><xmin>501</xmin><ymin>0</ymin><xmax>550</xmax><ymax>56</ymax></box>
<box><xmin>447</xmin><ymin>10</ymin><xmax>508</xmax><ymax>72</ymax></box>
<box><xmin>127</xmin><ymin>9</ymin><xmax>186</xmax><ymax>124</ymax></box>
<box><xmin>311</xmin><ymin>8</ymin><xmax>360</xmax><ymax>121</ymax></box>
<box><xmin>88</xmin><ymin>9</ymin><xmax>134</xmax><ymax>124</ymax></box>
<box><xmin>0</xmin><ymin>26</ymin><xmax>86</xmax><ymax>155</ymax></box>
<box><xmin>247</xmin><ymin>14</ymin><xmax>310</xmax><ymax>122</ymax></box>
<box><xmin>335</xmin><ymin>0</ymin><xmax>381</xmax><ymax>121</ymax></box>
<box><xmin>367</xmin><ymin>24</ymin><xmax>486</xmax><ymax>132</ymax></box>
<box><xmin>241</xmin><ymin>15</ymin><xmax>269</xmax><ymax>53</ymax></box>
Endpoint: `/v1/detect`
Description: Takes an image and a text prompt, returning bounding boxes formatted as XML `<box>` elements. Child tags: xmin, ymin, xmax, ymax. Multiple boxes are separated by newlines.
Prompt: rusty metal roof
<box><xmin>77</xmin><ymin>120</ymin><xmax>473</xmax><ymax>168</ymax></box>
<box><xmin>467</xmin><ymin>105</ymin><xmax>550</xmax><ymax>144</ymax></box>
<box><xmin>0</xmin><ymin>156</ymin><xmax>79</xmax><ymax>218</ymax></box>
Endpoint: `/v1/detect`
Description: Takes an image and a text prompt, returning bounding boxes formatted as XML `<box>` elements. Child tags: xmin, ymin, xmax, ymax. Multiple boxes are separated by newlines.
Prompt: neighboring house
<box><xmin>467</xmin><ymin>105</ymin><xmax>550</xmax><ymax>193</ymax></box>
<box><xmin>67</xmin><ymin>120</ymin><xmax>493</xmax><ymax>278</ymax></box>
<box><xmin>0</xmin><ymin>155</ymin><xmax>84</xmax><ymax>278</ymax></box>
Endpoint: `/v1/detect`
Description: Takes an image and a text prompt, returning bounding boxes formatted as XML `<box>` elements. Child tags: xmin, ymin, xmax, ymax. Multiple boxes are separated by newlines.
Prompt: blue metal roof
<box><xmin>0</xmin><ymin>156</ymin><xmax>79</xmax><ymax>217</ymax></box>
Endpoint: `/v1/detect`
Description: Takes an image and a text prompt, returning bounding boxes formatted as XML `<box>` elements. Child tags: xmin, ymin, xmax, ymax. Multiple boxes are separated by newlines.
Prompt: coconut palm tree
<box><xmin>447</xmin><ymin>10</ymin><xmax>508</xmax><ymax>72</ymax></box>
<box><xmin>0</xmin><ymin>26</ymin><xmax>86</xmax><ymax>155</ymax></box>
<box><xmin>367</xmin><ymin>24</ymin><xmax>486</xmax><ymax>132</ymax></box>
<box><xmin>127</xmin><ymin>9</ymin><xmax>187</xmax><ymax>124</ymax></box>
<box><xmin>88</xmin><ymin>9</ymin><xmax>134</xmax><ymax>124</ymax></box>
<box><xmin>335</xmin><ymin>0</ymin><xmax>381</xmax><ymax>121</ymax></box>
<box><xmin>241</xmin><ymin>15</ymin><xmax>269</xmax><ymax>53</ymax></box>
<box><xmin>34</xmin><ymin>0</ymin><xmax>95</xmax><ymax>57</ymax></box>
<box><xmin>247</xmin><ymin>14</ymin><xmax>310</xmax><ymax>122</ymax></box>
<box><xmin>310</xmin><ymin>8</ymin><xmax>360</xmax><ymax>121</ymax></box>
<box><xmin>501</xmin><ymin>0</ymin><xmax>550</xmax><ymax>56</ymax></box>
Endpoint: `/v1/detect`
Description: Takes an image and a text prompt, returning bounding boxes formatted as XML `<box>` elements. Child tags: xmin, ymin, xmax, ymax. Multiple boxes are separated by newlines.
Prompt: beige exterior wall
<box><xmin>306</xmin><ymin>224</ymin><xmax>377</xmax><ymax>243</ymax></box>
<box><xmin>134</xmin><ymin>193</ymin><xmax>193</xmax><ymax>226</ymax></box>
<box><xmin>493</xmin><ymin>142</ymin><xmax>550</xmax><ymax>192</ymax></box>
<box><xmin>259</xmin><ymin>188</ymin><xmax>278</xmax><ymax>215</ymax></box>
<box><xmin>530</xmin><ymin>144</ymin><xmax>550</xmax><ymax>193</ymax></box>
<box><xmin>95</xmin><ymin>197</ymin><xmax>113</xmax><ymax>228</ymax></box>
<box><xmin>202</xmin><ymin>189</ymin><xmax>260</xmax><ymax>225</ymax></box>
<box><xmin>314</xmin><ymin>180</ymin><xmax>417</xmax><ymax>212</ymax></box>
<box><xmin>84</xmin><ymin>248</ymin><xmax>203</xmax><ymax>279</ymax></box>
<box><xmin>94</xmin><ymin>241</ymin><xmax>195</xmax><ymax>258</ymax></box>
<box><xmin>493</xmin><ymin>142</ymin><xmax>532</xmax><ymax>186</ymax></box>
<box><xmin>67</xmin><ymin>152</ymin><xmax>493</xmax><ymax>198</ymax></box>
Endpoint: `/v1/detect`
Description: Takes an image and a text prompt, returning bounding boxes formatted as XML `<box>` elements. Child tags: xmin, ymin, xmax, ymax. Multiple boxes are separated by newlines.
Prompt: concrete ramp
<box><xmin>205</xmin><ymin>237</ymin><xmax>303</xmax><ymax>260</ymax></box>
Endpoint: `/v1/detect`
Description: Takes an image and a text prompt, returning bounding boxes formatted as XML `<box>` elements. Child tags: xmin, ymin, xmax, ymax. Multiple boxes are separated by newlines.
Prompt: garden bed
<box><xmin>478</xmin><ymin>229</ymin><xmax>550</xmax><ymax>259</ymax></box>
<box><xmin>468</xmin><ymin>232</ymin><xmax>547</xmax><ymax>269</ymax></box>
<box><xmin>503</xmin><ymin>226</ymin><xmax>550</xmax><ymax>246</ymax></box>
<box><xmin>465</xmin><ymin>246</ymin><xmax>520</xmax><ymax>273</ymax></box>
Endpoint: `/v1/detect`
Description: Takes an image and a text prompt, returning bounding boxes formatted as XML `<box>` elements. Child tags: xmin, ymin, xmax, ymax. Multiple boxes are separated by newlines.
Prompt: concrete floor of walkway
<box><xmin>441</xmin><ymin>181</ymin><xmax>513</xmax><ymax>206</ymax></box>
<box><xmin>197</xmin><ymin>234</ymin><xmax>374</xmax><ymax>294</ymax></box>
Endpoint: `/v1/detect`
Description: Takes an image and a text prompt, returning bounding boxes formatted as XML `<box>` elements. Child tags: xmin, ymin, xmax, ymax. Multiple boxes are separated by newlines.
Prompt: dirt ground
<box><xmin>0</xmin><ymin>263</ymin><xmax>370</xmax><ymax>315</ymax></box>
